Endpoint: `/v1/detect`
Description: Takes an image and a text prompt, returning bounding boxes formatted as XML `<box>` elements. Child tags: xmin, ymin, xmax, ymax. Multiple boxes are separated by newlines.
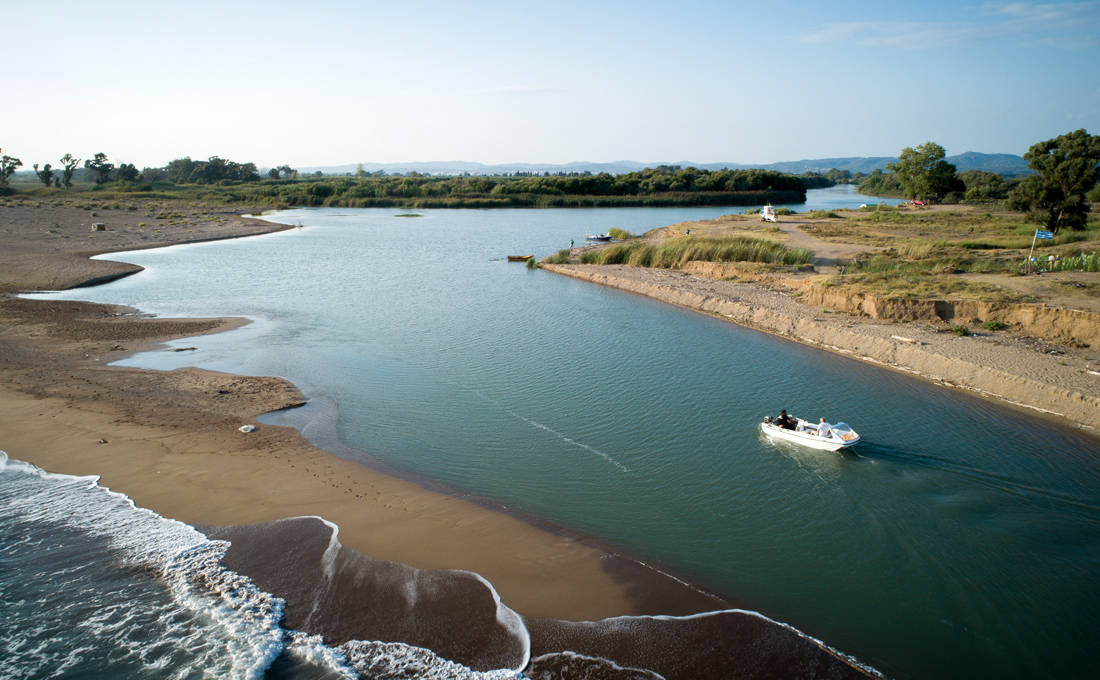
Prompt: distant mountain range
<box><xmin>301</xmin><ymin>152</ymin><xmax>1032</xmax><ymax>177</ymax></box>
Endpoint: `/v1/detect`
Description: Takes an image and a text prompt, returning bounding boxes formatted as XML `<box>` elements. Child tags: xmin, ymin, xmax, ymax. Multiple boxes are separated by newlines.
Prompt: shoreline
<box><xmin>541</xmin><ymin>263</ymin><xmax>1100</xmax><ymax>435</ymax></box>
<box><xmin>0</xmin><ymin>202</ymin><xmax>666</xmax><ymax>621</ymax></box>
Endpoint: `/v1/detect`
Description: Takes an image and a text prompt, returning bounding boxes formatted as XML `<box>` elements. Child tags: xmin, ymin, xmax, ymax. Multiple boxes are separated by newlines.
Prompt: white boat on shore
<box><xmin>760</xmin><ymin>415</ymin><xmax>860</xmax><ymax>451</ymax></box>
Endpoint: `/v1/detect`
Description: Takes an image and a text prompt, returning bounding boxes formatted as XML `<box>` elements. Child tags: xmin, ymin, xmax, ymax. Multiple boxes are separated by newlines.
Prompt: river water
<box><xmin>13</xmin><ymin>187</ymin><xmax>1099</xmax><ymax>679</ymax></box>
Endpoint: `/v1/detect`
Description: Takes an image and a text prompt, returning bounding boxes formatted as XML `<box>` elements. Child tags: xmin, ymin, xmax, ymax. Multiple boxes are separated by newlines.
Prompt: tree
<box><xmin>33</xmin><ymin>163</ymin><xmax>55</xmax><ymax>187</ymax></box>
<box><xmin>59</xmin><ymin>153</ymin><xmax>80</xmax><ymax>188</ymax></box>
<box><xmin>0</xmin><ymin>148</ymin><xmax>22</xmax><ymax>186</ymax></box>
<box><xmin>959</xmin><ymin>170</ymin><xmax>1017</xmax><ymax>202</ymax></box>
<box><xmin>1007</xmin><ymin>129</ymin><xmax>1100</xmax><ymax>232</ymax></box>
<box><xmin>116</xmin><ymin>163</ymin><xmax>141</xmax><ymax>182</ymax></box>
<box><xmin>84</xmin><ymin>152</ymin><xmax>114</xmax><ymax>183</ymax></box>
<box><xmin>887</xmin><ymin>142</ymin><xmax>961</xmax><ymax>202</ymax></box>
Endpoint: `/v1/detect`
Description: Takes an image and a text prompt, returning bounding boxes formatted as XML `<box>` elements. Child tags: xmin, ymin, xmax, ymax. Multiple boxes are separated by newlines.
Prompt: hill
<box><xmin>301</xmin><ymin>152</ymin><xmax>1030</xmax><ymax>177</ymax></box>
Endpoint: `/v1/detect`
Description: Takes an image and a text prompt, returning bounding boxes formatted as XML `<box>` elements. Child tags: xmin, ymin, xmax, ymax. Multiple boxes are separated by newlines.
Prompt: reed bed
<box><xmin>579</xmin><ymin>236</ymin><xmax>811</xmax><ymax>267</ymax></box>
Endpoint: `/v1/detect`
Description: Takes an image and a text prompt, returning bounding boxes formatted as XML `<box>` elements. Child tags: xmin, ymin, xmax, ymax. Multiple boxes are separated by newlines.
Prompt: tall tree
<box><xmin>116</xmin><ymin>163</ymin><xmax>141</xmax><ymax>182</ymax></box>
<box><xmin>33</xmin><ymin>163</ymin><xmax>55</xmax><ymax>187</ymax></box>
<box><xmin>0</xmin><ymin>148</ymin><xmax>22</xmax><ymax>186</ymax></box>
<box><xmin>84</xmin><ymin>152</ymin><xmax>115</xmax><ymax>183</ymax></box>
<box><xmin>1007</xmin><ymin>129</ymin><xmax>1100</xmax><ymax>233</ymax></box>
<box><xmin>59</xmin><ymin>153</ymin><xmax>80</xmax><ymax>188</ymax></box>
<box><xmin>887</xmin><ymin>142</ymin><xmax>961</xmax><ymax>202</ymax></box>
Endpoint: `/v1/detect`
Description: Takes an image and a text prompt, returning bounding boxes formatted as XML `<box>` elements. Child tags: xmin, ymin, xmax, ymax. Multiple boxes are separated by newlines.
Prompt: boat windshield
<box><xmin>832</xmin><ymin>422</ymin><xmax>853</xmax><ymax>434</ymax></box>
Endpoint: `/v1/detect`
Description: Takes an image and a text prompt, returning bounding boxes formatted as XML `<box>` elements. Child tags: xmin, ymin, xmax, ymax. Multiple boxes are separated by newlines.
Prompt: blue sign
<box><xmin>1035</xmin><ymin>230</ymin><xmax>1054</xmax><ymax>239</ymax></box>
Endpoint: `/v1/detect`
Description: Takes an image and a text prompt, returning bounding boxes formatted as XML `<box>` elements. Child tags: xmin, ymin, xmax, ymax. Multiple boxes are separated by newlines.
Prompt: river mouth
<box><xmin>21</xmin><ymin>192</ymin><xmax>1100</xmax><ymax>680</ymax></box>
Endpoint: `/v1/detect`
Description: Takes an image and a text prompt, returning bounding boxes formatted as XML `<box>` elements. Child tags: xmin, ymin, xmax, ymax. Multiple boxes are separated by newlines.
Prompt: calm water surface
<box><xmin>27</xmin><ymin>188</ymin><xmax>1099</xmax><ymax>679</ymax></box>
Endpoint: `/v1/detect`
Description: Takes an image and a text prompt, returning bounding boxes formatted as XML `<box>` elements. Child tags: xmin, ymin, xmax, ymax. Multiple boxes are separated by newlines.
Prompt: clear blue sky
<box><xmin>4</xmin><ymin>0</ymin><xmax>1098</xmax><ymax>168</ymax></box>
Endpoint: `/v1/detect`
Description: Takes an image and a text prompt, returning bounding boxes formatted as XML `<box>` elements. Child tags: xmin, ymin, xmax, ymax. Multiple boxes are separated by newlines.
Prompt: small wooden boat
<box><xmin>585</xmin><ymin>234</ymin><xmax>612</xmax><ymax>242</ymax></box>
<box><xmin>760</xmin><ymin>415</ymin><xmax>860</xmax><ymax>451</ymax></box>
<box><xmin>507</xmin><ymin>255</ymin><xmax>534</xmax><ymax>262</ymax></box>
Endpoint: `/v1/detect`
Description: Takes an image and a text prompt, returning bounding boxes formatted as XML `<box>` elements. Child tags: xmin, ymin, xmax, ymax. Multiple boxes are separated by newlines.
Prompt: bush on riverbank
<box><xmin>579</xmin><ymin>236</ymin><xmax>812</xmax><ymax>267</ymax></box>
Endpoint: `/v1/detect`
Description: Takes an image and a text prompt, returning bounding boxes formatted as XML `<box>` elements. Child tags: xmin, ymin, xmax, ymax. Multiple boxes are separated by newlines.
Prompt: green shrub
<box><xmin>579</xmin><ymin>236</ymin><xmax>811</xmax><ymax>267</ymax></box>
<box><xmin>607</xmin><ymin>228</ymin><xmax>636</xmax><ymax>240</ymax></box>
<box><xmin>950</xmin><ymin>325</ymin><xmax>970</xmax><ymax>336</ymax></box>
<box><xmin>809</xmin><ymin>209</ymin><xmax>840</xmax><ymax>218</ymax></box>
<box><xmin>1056</xmin><ymin>252</ymin><xmax>1099</xmax><ymax>272</ymax></box>
<box><xmin>981</xmin><ymin>320</ymin><xmax>1006</xmax><ymax>331</ymax></box>
<box><xmin>774</xmin><ymin>207</ymin><xmax>795</xmax><ymax>216</ymax></box>
<box><xmin>543</xmin><ymin>249</ymin><xmax>572</xmax><ymax>264</ymax></box>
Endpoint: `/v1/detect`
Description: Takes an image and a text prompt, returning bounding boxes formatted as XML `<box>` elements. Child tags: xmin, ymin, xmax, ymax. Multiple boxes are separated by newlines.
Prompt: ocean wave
<box><xmin>0</xmin><ymin>450</ymin><xmax>351</xmax><ymax>679</ymax></box>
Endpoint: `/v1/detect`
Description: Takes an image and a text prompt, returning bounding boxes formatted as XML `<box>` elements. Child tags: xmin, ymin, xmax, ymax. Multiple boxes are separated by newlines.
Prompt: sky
<box><xmin>3</xmin><ymin>0</ymin><xmax>1099</xmax><ymax>168</ymax></box>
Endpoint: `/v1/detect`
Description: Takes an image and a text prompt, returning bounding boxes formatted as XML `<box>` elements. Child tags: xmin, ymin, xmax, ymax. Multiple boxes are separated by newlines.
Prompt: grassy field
<box><xmin>565</xmin><ymin>203</ymin><xmax>1100</xmax><ymax>305</ymax></box>
<box><xmin>817</xmin><ymin>207</ymin><xmax>1099</xmax><ymax>293</ymax></box>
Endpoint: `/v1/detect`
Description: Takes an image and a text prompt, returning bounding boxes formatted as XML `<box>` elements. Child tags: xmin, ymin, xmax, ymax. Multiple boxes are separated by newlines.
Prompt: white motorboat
<box><xmin>760</xmin><ymin>415</ymin><xmax>860</xmax><ymax>451</ymax></box>
<box><xmin>761</xmin><ymin>204</ymin><xmax>777</xmax><ymax>222</ymax></box>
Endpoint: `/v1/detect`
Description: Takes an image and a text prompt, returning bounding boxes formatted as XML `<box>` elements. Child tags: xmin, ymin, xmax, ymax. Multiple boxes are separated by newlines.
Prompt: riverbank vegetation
<box><xmin>578</xmin><ymin>236</ymin><xmax>812</xmax><ymax>268</ymax></box>
<box><xmin>0</xmin><ymin>153</ymin><xmax>812</xmax><ymax>208</ymax></box>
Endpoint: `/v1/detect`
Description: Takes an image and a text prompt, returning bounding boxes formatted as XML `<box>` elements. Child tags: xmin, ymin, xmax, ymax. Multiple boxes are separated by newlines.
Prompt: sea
<box><xmin>7</xmin><ymin>186</ymin><xmax>1099</xmax><ymax>679</ymax></box>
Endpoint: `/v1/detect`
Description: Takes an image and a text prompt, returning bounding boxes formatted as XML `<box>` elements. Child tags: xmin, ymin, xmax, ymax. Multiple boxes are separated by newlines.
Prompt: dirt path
<box><xmin>773</xmin><ymin>219</ymin><xmax>877</xmax><ymax>272</ymax></box>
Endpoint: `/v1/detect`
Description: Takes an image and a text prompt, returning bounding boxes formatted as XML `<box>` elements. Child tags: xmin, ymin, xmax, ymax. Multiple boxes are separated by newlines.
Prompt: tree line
<box><xmin>0</xmin><ymin>153</ymin><xmax>811</xmax><ymax>206</ymax></box>
<box><xmin>857</xmin><ymin>130</ymin><xmax>1100</xmax><ymax>233</ymax></box>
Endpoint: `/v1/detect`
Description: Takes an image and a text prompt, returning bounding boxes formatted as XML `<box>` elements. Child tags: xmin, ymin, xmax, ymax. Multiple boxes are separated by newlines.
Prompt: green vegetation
<box><xmin>808</xmin><ymin>209</ymin><xmax>840</xmax><ymax>218</ymax></box>
<box><xmin>950</xmin><ymin>325</ymin><xmax>970</xmax><ymax>336</ymax></box>
<box><xmin>607</xmin><ymin>228</ymin><xmax>636</xmax><ymax>240</ymax></box>
<box><xmin>1057</xmin><ymin>252</ymin><xmax>1099</xmax><ymax>272</ymax></box>
<box><xmin>525</xmin><ymin>256</ymin><xmax>538</xmax><ymax>269</ymax></box>
<box><xmin>84</xmin><ymin>153</ymin><xmax>115</xmax><ymax>184</ymax></box>
<box><xmin>1007</xmin><ymin>129</ymin><xmax>1100</xmax><ymax>233</ymax></box>
<box><xmin>543</xmin><ymin>249</ymin><xmax>572</xmax><ymax>264</ymax></box>
<box><xmin>887</xmin><ymin>142</ymin><xmax>965</xmax><ymax>202</ymax></box>
<box><xmin>857</xmin><ymin>169</ymin><xmax>904</xmax><ymax>197</ymax></box>
<box><xmin>59</xmin><ymin>154</ymin><xmax>79</xmax><ymax>189</ymax></box>
<box><xmin>213</xmin><ymin>166</ymin><xmax>807</xmax><ymax>209</ymax></box>
<box><xmin>578</xmin><ymin>235</ymin><xmax>811</xmax><ymax>267</ymax></box>
<box><xmin>981</xmin><ymin>321</ymin><xmax>1007</xmax><ymax>331</ymax></box>
<box><xmin>0</xmin><ymin>148</ymin><xmax>22</xmax><ymax>187</ymax></box>
<box><xmin>33</xmin><ymin>163</ymin><xmax>55</xmax><ymax>187</ymax></box>
<box><xmin>959</xmin><ymin>170</ymin><xmax>1018</xmax><ymax>202</ymax></box>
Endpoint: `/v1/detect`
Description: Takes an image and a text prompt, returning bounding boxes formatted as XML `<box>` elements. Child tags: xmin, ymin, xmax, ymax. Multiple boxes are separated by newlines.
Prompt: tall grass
<box><xmin>579</xmin><ymin>236</ymin><xmax>811</xmax><ymax>267</ymax></box>
<box><xmin>542</xmin><ymin>249</ymin><xmax>572</xmax><ymax>264</ymax></box>
<box><xmin>1056</xmin><ymin>252</ymin><xmax>1099</xmax><ymax>272</ymax></box>
<box><xmin>607</xmin><ymin>228</ymin><xmax>636</xmax><ymax>240</ymax></box>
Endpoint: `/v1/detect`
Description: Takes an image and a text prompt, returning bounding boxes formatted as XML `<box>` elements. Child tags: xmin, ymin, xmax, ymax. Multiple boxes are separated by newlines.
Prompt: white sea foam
<box><xmin>0</xmin><ymin>450</ymin><xmax>289</xmax><ymax>679</ymax></box>
<box><xmin>529</xmin><ymin>651</ymin><xmax>666</xmax><ymax>680</ymax></box>
<box><xmin>338</xmin><ymin>640</ymin><xmax>522</xmax><ymax>680</ymax></box>
<box><xmin>466</xmin><ymin>571</ymin><xmax>532</xmax><ymax>671</ymax></box>
<box><xmin>593</xmin><ymin>608</ymin><xmax>885</xmax><ymax>679</ymax></box>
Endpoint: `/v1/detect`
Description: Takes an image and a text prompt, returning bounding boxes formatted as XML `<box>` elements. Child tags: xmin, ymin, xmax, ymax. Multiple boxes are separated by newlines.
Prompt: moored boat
<box><xmin>585</xmin><ymin>233</ymin><xmax>612</xmax><ymax>241</ymax></box>
<box><xmin>507</xmin><ymin>255</ymin><xmax>534</xmax><ymax>262</ymax></box>
<box><xmin>760</xmin><ymin>415</ymin><xmax>860</xmax><ymax>451</ymax></box>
